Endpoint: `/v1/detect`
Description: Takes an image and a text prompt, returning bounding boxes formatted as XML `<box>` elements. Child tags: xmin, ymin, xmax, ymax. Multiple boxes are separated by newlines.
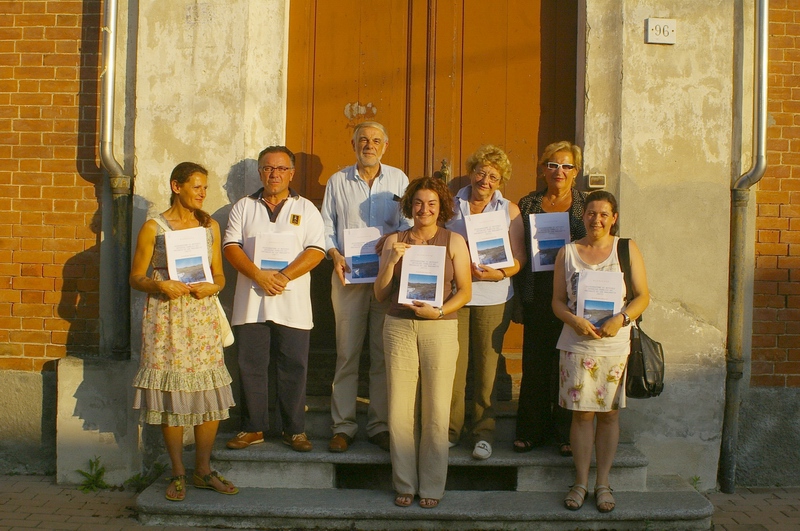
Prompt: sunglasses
<box><xmin>545</xmin><ymin>162</ymin><xmax>575</xmax><ymax>171</ymax></box>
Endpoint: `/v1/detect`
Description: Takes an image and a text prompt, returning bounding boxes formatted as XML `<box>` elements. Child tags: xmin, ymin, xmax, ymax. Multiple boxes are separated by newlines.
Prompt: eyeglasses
<box><xmin>474</xmin><ymin>170</ymin><xmax>501</xmax><ymax>184</ymax></box>
<box><xmin>259</xmin><ymin>166</ymin><xmax>293</xmax><ymax>174</ymax></box>
<box><xmin>545</xmin><ymin>162</ymin><xmax>575</xmax><ymax>172</ymax></box>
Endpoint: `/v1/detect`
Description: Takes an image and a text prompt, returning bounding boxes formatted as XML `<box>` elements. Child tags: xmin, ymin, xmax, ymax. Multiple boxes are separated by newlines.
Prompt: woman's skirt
<box><xmin>557</xmin><ymin>350</ymin><xmax>628</xmax><ymax>412</ymax></box>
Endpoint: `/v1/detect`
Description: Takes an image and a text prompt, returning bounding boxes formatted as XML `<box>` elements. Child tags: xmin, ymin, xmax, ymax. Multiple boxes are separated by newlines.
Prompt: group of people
<box><xmin>129</xmin><ymin>121</ymin><xmax>649</xmax><ymax>514</ymax></box>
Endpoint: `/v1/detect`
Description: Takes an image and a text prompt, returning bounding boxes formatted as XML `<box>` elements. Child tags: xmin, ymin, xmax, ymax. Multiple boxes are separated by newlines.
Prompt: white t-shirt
<box><xmin>223</xmin><ymin>189</ymin><xmax>325</xmax><ymax>330</ymax></box>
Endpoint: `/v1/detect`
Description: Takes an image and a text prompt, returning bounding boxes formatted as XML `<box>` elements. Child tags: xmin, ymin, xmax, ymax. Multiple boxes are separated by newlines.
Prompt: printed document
<box><xmin>464</xmin><ymin>210</ymin><xmax>514</xmax><ymax>270</ymax></box>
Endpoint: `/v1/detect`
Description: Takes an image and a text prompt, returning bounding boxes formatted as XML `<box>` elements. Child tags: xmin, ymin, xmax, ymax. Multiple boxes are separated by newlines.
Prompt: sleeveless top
<box><xmin>555</xmin><ymin>236</ymin><xmax>631</xmax><ymax>356</ymax></box>
<box><xmin>387</xmin><ymin>228</ymin><xmax>457</xmax><ymax>320</ymax></box>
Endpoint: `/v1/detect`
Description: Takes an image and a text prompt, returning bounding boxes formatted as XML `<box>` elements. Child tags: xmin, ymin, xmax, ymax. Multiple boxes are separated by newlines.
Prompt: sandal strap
<box><xmin>167</xmin><ymin>475</ymin><xmax>186</xmax><ymax>491</ymax></box>
<box><xmin>566</xmin><ymin>483</ymin><xmax>587</xmax><ymax>502</ymax></box>
<box><xmin>200</xmin><ymin>470</ymin><xmax>232</xmax><ymax>486</ymax></box>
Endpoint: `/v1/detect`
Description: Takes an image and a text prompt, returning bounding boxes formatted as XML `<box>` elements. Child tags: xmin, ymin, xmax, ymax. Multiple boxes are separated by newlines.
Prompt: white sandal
<box><xmin>472</xmin><ymin>440</ymin><xmax>492</xmax><ymax>460</ymax></box>
<box><xmin>564</xmin><ymin>484</ymin><xmax>587</xmax><ymax>510</ymax></box>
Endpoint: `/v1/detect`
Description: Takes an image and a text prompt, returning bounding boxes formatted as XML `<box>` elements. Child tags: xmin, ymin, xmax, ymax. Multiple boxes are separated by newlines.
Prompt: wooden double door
<box><xmin>286</xmin><ymin>1</ymin><xmax>578</xmax><ymax>381</ymax></box>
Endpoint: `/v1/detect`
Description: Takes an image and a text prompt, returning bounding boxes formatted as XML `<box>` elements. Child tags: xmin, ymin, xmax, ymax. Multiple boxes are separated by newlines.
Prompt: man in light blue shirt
<box><xmin>321</xmin><ymin>121</ymin><xmax>410</xmax><ymax>452</ymax></box>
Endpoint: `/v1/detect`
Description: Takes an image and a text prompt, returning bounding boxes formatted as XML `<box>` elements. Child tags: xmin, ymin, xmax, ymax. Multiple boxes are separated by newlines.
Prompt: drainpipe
<box><xmin>719</xmin><ymin>0</ymin><xmax>768</xmax><ymax>494</ymax></box>
<box><xmin>99</xmin><ymin>0</ymin><xmax>132</xmax><ymax>360</ymax></box>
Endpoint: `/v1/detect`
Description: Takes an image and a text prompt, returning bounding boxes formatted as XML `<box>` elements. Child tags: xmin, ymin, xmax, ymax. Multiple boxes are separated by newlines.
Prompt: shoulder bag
<box><xmin>618</xmin><ymin>238</ymin><xmax>664</xmax><ymax>398</ymax></box>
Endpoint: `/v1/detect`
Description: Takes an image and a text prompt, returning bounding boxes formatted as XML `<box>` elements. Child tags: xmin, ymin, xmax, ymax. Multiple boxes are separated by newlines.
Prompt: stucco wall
<box><xmin>0</xmin><ymin>371</ymin><xmax>56</xmax><ymax>474</ymax></box>
<box><xmin>582</xmin><ymin>1</ymin><xmax>746</xmax><ymax>491</ymax></box>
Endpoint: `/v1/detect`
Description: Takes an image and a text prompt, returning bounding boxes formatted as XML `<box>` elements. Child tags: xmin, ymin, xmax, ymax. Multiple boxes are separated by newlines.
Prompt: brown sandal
<box><xmin>165</xmin><ymin>475</ymin><xmax>186</xmax><ymax>501</ymax></box>
<box><xmin>193</xmin><ymin>470</ymin><xmax>239</xmax><ymax>495</ymax></box>
<box><xmin>394</xmin><ymin>493</ymin><xmax>413</xmax><ymax>507</ymax></box>
<box><xmin>419</xmin><ymin>498</ymin><xmax>439</xmax><ymax>509</ymax></box>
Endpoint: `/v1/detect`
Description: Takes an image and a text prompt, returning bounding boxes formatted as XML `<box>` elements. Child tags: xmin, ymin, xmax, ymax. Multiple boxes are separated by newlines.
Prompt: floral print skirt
<box><xmin>558</xmin><ymin>350</ymin><xmax>628</xmax><ymax>412</ymax></box>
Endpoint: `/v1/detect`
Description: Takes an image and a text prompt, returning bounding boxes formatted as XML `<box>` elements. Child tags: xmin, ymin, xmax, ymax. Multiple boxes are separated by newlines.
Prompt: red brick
<box><xmin>751</xmin><ymin>375</ymin><xmax>785</xmax><ymax>387</ymax></box>
<box><xmin>753</xmin><ymin>320</ymin><xmax>786</xmax><ymax>334</ymax></box>
<box><xmin>787</xmin><ymin>375</ymin><xmax>800</xmax><ymax>387</ymax></box>
<box><xmin>753</xmin><ymin>347</ymin><xmax>788</xmax><ymax>361</ymax></box>
<box><xmin>752</xmin><ymin>334</ymin><xmax>778</xmax><ymax>348</ymax></box>
<box><xmin>777</xmin><ymin>256</ymin><xmax>800</xmax><ymax>268</ymax></box>
<box><xmin>755</xmin><ymin>280</ymin><xmax>779</xmax><ymax>294</ymax></box>
<box><xmin>12</xmin><ymin>303</ymin><xmax>51</xmax><ymax>317</ymax></box>
<box><xmin>775</xmin><ymin>361</ymin><xmax>800</xmax><ymax>374</ymax></box>
<box><xmin>779</xmin><ymin>282</ymin><xmax>800</xmax><ymax>295</ymax></box>
<box><xmin>752</xmin><ymin>361</ymin><xmax>774</xmax><ymax>374</ymax></box>
<box><xmin>0</xmin><ymin>358</ymin><xmax>33</xmax><ymax>371</ymax></box>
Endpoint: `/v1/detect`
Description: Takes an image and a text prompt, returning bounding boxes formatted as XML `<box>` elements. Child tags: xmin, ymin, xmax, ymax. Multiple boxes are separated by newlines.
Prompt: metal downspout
<box><xmin>100</xmin><ymin>0</ymin><xmax>132</xmax><ymax>359</ymax></box>
<box><xmin>719</xmin><ymin>0</ymin><xmax>769</xmax><ymax>494</ymax></box>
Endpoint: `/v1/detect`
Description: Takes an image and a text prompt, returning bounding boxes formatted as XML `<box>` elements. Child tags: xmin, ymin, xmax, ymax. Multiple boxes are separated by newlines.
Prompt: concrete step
<box><xmin>135</xmin><ymin>474</ymin><xmax>712</xmax><ymax>530</ymax></box>
<box><xmin>284</xmin><ymin>395</ymin><xmax>521</xmax><ymax>442</ymax></box>
<box><xmin>211</xmin><ymin>437</ymin><xmax>648</xmax><ymax>492</ymax></box>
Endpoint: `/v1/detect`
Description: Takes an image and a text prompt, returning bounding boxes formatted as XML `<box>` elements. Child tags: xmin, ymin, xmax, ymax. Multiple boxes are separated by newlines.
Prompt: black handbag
<box><xmin>618</xmin><ymin>238</ymin><xmax>664</xmax><ymax>398</ymax></box>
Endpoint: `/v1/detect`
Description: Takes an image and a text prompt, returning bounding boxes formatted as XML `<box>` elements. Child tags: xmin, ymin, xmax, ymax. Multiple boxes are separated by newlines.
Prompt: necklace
<box><xmin>409</xmin><ymin>228</ymin><xmax>438</xmax><ymax>245</ymax></box>
<box><xmin>547</xmin><ymin>190</ymin><xmax>572</xmax><ymax>206</ymax></box>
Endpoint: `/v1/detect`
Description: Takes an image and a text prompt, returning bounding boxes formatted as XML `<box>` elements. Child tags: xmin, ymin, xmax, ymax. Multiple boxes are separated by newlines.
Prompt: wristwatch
<box><xmin>621</xmin><ymin>312</ymin><xmax>631</xmax><ymax>326</ymax></box>
<box><xmin>438</xmin><ymin>307</ymin><xmax>445</xmax><ymax>319</ymax></box>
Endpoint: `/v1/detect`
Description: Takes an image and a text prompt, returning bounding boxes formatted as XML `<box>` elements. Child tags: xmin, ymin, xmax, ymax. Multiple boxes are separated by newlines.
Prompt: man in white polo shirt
<box><xmin>223</xmin><ymin>145</ymin><xmax>325</xmax><ymax>452</ymax></box>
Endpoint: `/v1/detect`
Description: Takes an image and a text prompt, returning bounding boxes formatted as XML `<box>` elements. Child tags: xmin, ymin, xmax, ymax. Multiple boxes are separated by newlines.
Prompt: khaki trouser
<box><xmin>384</xmin><ymin>315</ymin><xmax>458</xmax><ymax>500</ymax></box>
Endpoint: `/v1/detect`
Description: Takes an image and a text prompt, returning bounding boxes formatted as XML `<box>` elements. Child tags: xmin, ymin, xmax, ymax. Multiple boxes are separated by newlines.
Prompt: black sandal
<box><xmin>559</xmin><ymin>442</ymin><xmax>573</xmax><ymax>457</ymax></box>
<box><xmin>513</xmin><ymin>439</ymin><xmax>534</xmax><ymax>453</ymax></box>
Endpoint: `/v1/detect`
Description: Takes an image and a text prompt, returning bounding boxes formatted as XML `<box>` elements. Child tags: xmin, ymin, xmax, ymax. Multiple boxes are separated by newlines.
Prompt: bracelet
<box><xmin>499</xmin><ymin>269</ymin><xmax>507</xmax><ymax>279</ymax></box>
<box><xmin>278</xmin><ymin>269</ymin><xmax>292</xmax><ymax>281</ymax></box>
<box><xmin>438</xmin><ymin>307</ymin><xmax>444</xmax><ymax>319</ymax></box>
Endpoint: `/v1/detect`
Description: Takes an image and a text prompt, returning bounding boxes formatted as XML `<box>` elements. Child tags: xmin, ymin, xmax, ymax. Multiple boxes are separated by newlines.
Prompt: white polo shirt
<box><xmin>223</xmin><ymin>188</ymin><xmax>325</xmax><ymax>330</ymax></box>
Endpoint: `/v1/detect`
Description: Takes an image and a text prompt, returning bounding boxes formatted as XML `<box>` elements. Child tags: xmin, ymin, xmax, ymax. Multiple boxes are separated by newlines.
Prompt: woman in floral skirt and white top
<box><xmin>130</xmin><ymin>162</ymin><xmax>238</xmax><ymax>502</ymax></box>
<box><xmin>552</xmin><ymin>190</ymin><xmax>649</xmax><ymax>513</ymax></box>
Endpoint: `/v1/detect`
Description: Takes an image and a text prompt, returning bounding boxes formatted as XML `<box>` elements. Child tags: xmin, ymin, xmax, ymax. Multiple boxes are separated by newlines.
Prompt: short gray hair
<box><xmin>352</xmin><ymin>121</ymin><xmax>389</xmax><ymax>144</ymax></box>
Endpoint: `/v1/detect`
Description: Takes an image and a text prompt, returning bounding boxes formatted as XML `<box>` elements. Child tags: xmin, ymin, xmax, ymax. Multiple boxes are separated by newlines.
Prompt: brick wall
<box><xmin>0</xmin><ymin>1</ymin><xmax>103</xmax><ymax>370</ymax></box>
<box><xmin>751</xmin><ymin>2</ymin><xmax>800</xmax><ymax>387</ymax></box>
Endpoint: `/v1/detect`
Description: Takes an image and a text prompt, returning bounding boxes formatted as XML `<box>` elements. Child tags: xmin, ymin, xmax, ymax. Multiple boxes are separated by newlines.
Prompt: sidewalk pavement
<box><xmin>1</xmin><ymin>474</ymin><xmax>798</xmax><ymax>530</ymax></box>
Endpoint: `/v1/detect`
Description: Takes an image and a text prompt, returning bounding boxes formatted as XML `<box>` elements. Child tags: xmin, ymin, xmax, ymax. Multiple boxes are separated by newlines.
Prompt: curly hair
<box><xmin>465</xmin><ymin>144</ymin><xmax>512</xmax><ymax>184</ymax></box>
<box><xmin>401</xmin><ymin>177</ymin><xmax>455</xmax><ymax>225</ymax></box>
<box><xmin>169</xmin><ymin>161</ymin><xmax>211</xmax><ymax>227</ymax></box>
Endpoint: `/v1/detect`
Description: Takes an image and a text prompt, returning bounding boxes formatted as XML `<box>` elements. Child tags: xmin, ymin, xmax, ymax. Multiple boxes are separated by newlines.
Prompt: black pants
<box><xmin>515</xmin><ymin>298</ymin><xmax>572</xmax><ymax>445</ymax></box>
<box><xmin>236</xmin><ymin>321</ymin><xmax>309</xmax><ymax>435</ymax></box>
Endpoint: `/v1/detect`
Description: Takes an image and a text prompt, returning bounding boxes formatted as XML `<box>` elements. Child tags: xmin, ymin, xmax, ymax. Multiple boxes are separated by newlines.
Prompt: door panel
<box><xmin>287</xmin><ymin>0</ymin><xmax>577</xmax><ymax>364</ymax></box>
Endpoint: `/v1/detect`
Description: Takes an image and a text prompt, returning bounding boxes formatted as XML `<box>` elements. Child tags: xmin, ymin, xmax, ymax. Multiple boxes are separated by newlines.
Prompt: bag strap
<box><xmin>616</xmin><ymin>237</ymin><xmax>642</xmax><ymax>325</ymax></box>
<box><xmin>152</xmin><ymin>216</ymin><xmax>171</xmax><ymax>232</ymax></box>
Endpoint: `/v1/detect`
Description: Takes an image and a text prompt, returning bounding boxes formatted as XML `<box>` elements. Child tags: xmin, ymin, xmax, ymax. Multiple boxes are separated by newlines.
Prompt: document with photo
<box><xmin>464</xmin><ymin>210</ymin><xmax>514</xmax><ymax>270</ymax></box>
<box><xmin>576</xmin><ymin>270</ymin><xmax>624</xmax><ymax>327</ymax></box>
<box><xmin>344</xmin><ymin>226</ymin><xmax>383</xmax><ymax>284</ymax></box>
<box><xmin>397</xmin><ymin>245</ymin><xmax>446</xmax><ymax>307</ymax></box>
<box><xmin>164</xmin><ymin>227</ymin><xmax>214</xmax><ymax>284</ymax></box>
<box><xmin>529</xmin><ymin>212</ymin><xmax>570</xmax><ymax>272</ymax></box>
<box><xmin>253</xmin><ymin>232</ymin><xmax>299</xmax><ymax>290</ymax></box>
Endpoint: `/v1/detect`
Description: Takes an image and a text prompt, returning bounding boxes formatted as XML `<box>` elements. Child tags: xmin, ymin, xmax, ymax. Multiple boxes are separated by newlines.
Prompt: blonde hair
<box><xmin>466</xmin><ymin>145</ymin><xmax>512</xmax><ymax>184</ymax></box>
<box><xmin>538</xmin><ymin>141</ymin><xmax>582</xmax><ymax>177</ymax></box>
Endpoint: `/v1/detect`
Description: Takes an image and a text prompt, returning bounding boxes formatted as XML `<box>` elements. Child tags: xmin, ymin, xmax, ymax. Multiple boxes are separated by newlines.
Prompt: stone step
<box><xmin>135</xmin><ymin>474</ymin><xmax>712</xmax><ymax>530</ymax></box>
<box><xmin>273</xmin><ymin>396</ymin><xmax>521</xmax><ymax>442</ymax></box>
<box><xmin>211</xmin><ymin>437</ymin><xmax>648</xmax><ymax>492</ymax></box>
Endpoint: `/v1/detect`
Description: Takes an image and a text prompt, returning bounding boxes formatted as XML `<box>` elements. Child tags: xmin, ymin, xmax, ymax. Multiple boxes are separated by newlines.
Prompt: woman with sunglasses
<box><xmin>513</xmin><ymin>141</ymin><xmax>587</xmax><ymax>456</ymax></box>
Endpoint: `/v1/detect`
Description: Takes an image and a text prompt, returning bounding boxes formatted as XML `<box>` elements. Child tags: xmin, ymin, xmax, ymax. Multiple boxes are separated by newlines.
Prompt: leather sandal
<box><xmin>564</xmin><ymin>484</ymin><xmax>587</xmax><ymax>510</ymax></box>
<box><xmin>165</xmin><ymin>475</ymin><xmax>186</xmax><ymax>501</ymax></box>
<box><xmin>192</xmin><ymin>470</ymin><xmax>239</xmax><ymax>495</ymax></box>
<box><xmin>594</xmin><ymin>484</ymin><xmax>615</xmax><ymax>513</ymax></box>
<box><xmin>513</xmin><ymin>438</ymin><xmax>534</xmax><ymax>453</ymax></box>
<box><xmin>394</xmin><ymin>493</ymin><xmax>413</xmax><ymax>507</ymax></box>
<box><xmin>419</xmin><ymin>498</ymin><xmax>439</xmax><ymax>509</ymax></box>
